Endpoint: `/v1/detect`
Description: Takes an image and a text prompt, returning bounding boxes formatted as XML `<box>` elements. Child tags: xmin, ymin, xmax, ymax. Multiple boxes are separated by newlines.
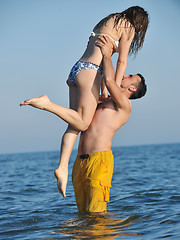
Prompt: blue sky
<box><xmin>0</xmin><ymin>0</ymin><xmax>180</xmax><ymax>154</ymax></box>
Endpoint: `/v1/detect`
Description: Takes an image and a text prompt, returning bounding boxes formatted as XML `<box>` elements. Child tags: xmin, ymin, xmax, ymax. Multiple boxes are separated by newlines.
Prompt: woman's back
<box><xmin>80</xmin><ymin>6</ymin><xmax>149</xmax><ymax>66</ymax></box>
<box><xmin>80</xmin><ymin>15</ymin><xmax>132</xmax><ymax>65</ymax></box>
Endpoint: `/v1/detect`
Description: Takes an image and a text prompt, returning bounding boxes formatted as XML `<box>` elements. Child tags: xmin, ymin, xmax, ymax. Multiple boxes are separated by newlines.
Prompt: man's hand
<box><xmin>95</xmin><ymin>35</ymin><xmax>114</xmax><ymax>58</ymax></box>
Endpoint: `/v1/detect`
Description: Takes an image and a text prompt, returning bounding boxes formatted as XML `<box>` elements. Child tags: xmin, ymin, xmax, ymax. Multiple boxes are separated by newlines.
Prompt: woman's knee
<box><xmin>79</xmin><ymin>120</ymin><xmax>91</xmax><ymax>131</ymax></box>
<box><xmin>68</xmin><ymin>117</ymin><xmax>91</xmax><ymax>132</ymax></box>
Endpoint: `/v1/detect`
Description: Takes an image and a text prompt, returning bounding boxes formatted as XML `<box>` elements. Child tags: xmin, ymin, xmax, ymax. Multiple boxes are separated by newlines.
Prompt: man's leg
<box><xmin>72</xmin><ymin>156</ymin><xmax>86</xmax><ymax>212</ymax></box>
<box><xmin>86</xmin><ymin>183</ymin><xmax>107</xmax><ymax>212</ymax></box>
<box><xmin>84</xmin><ymin>151</ymin><xmax>114</xmax><ymax>213</ymax></box>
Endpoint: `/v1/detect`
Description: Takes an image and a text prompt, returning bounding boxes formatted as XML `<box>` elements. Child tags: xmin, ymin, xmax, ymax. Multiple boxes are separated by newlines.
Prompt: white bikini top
<box><xmin>91</xmin><ymin>31</ymin><xmax>120</xmax><ymax>52</ymax></box>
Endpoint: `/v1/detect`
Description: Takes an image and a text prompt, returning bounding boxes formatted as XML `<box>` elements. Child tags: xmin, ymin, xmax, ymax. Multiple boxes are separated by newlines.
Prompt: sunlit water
<box><xmin>1</xmin><ymin>143</ymin><xmax>180</xmax><ymax>239</ymax></box>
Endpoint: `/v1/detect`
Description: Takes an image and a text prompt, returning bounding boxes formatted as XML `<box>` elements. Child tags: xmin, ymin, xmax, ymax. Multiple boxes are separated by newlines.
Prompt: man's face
<box><xmin>121</xmin><ymin>74</ymin><xmax>141</xmax><ymax>89</ymax></box>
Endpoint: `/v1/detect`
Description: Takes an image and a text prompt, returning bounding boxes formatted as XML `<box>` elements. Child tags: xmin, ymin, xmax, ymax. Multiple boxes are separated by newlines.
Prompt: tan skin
<box><xmin>78</xmin><ymin>75</ymin><xmax>138</xmax><ymax>155</ymax></box>
<box><xmin>20</xmin><ymin>36</ymin><xmax>141</xmax><ymax>198</ymax></box>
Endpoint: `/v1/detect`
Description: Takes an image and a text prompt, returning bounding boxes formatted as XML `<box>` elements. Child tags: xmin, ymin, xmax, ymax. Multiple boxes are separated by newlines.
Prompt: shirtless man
<box><xmin>20</xmin><ymin>36</ymin><xmax>147</xmax><ymax>212</ymax></box>
<box><xmin>69</xmin><ymin>36</ymin><xmax>147</xmax><ymax>212</ymax></box>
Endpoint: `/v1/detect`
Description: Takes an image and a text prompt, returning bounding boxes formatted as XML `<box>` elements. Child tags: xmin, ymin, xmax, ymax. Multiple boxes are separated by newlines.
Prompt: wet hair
<box><xmin>94</xmin><ymin>6</ymin><xmax>149</xmax><ymax>55</ymax></box>
<box><xmin>130</xmin><ymin>73</ymin><xmax>147</xmax><ymax>99</ymax></box>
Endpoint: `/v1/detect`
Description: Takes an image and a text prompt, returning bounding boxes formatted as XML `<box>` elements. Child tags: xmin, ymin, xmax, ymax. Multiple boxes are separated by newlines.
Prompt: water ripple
<box><xmin>0</xmin><ymin>144</ymin><xmax>180</xmax><ymax>239</ymax></box>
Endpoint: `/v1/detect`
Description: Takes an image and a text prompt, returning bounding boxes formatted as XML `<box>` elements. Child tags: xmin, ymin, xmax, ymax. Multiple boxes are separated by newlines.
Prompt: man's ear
<box><xmin>129</xmin><ymin>86</ymin><xmax>137</xmax><ymax>92</ymax></box>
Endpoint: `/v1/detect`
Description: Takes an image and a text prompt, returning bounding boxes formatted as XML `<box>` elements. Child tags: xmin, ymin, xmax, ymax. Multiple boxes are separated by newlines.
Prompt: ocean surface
<box><xmin>0</xmin><ymin>143</ymin><xmax>180</xmax><ymax>240</ymax></box>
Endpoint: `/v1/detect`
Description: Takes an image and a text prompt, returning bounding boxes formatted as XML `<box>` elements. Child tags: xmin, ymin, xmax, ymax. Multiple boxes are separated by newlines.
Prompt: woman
<box><xmin>20</xmin><ymin>6</ymin><xmax>149</xmax><ymax>197</ymax></box>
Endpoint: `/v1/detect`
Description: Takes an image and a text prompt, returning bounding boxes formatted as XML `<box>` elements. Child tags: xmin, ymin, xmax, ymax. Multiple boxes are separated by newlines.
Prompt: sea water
<box><xmin>0</xmin><ymin>143</ymin><xmax>180</xmax><ymax>239</ymax></box>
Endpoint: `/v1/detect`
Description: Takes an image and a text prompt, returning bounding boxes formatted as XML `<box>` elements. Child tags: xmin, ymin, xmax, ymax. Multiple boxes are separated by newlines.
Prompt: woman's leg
<box><xmin>54</xmin><ymin>70</ymin><xmax>101</xmax><ymax>197</ymax></box>
<box><xmin>20</xmin><ymin>70</ymin><xmax>101</xmax><ymax>131</ymax></box>
<box><xmin>20</xmin><ymin>70</ymin><xmax>101</xmax><ymax>197</ymax></box>
<box><xmin>54</xmin><ymin>84</ymin><xmax>79</xmax><ymax>197</ymax></box>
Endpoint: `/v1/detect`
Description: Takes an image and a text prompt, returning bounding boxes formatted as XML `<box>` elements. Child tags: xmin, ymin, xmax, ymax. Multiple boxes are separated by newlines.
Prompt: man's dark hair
<box><xmin>130</xmin><ymin>73</ymin><xmax>147</xmax><ymax>99</ymax></box>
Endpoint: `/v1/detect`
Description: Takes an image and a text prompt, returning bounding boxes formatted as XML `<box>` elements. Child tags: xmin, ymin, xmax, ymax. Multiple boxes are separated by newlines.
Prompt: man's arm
<box><xmin>100</xmin><ymin>77</ymin><xmax>109</xmax><ymax>98</ymax></box>
<box><xmin>96</xmin><ymin>36</ymin><xmax>130</xmax><ymax>110</ymax></box>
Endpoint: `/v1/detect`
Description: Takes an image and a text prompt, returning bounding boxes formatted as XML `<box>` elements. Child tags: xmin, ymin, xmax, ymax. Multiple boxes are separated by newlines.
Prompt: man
<box><xmin>20</xmin><ymin>36</ymin><xmax>147</xmax><ymax>212</ymax></box>
<box><xmin>69</xmin><ymin>36</ymin><xmax>147</xmax><ymax>212</ymax></box>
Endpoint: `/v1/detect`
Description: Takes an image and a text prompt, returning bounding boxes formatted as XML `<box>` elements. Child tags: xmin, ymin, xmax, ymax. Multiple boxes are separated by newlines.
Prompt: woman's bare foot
<box><xmin>54</xmin><ymin>168</ymin><xmax>68</xmax><ymax>198</ymax></box>
<box><xmin>19</xmin><ymin>95</ymin><xmax>51</xmax><ymax>110</ymax></box>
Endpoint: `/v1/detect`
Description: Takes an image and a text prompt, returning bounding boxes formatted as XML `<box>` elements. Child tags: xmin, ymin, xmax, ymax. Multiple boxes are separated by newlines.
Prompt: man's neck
<box><xmin>121</xmin><ymin>88</ymin><xmax>131</xmax><ymax>99</ymax></box>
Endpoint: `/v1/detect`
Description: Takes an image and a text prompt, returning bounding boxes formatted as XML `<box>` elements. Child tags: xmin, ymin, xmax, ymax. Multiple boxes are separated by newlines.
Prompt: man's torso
<box><xmin>78</xmin><ymin>96</ymin><xmax>131</xmax><ymax>154</ymax></box>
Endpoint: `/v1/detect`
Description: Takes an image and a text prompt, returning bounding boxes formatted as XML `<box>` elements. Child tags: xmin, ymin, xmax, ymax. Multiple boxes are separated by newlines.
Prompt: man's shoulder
<box><xmin>101</xmin><ymin>96</ymin><xmax>131</xmax><ymax>113</ymax></box>
<box><xmin>111</xmin><ymin>95</ymin><xmax>131</xmax><ymax>112</ymax></box>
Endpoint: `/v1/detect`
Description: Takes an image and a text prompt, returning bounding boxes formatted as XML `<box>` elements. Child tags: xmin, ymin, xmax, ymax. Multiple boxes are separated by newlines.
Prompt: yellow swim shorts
<box><xmin>72</xmin><ymin>150</ymin><xmax>114</xmax><ymax>212</ymax></box>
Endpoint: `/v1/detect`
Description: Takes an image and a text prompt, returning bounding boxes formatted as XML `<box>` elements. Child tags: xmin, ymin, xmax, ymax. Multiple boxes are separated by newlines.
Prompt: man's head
<box><xmin>121</xmin><ymin>73</ymin><xmax>147</xmax><ymax>99</ymax></box>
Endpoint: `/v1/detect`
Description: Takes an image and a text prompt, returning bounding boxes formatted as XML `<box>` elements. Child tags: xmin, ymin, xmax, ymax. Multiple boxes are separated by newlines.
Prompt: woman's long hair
<box><xmin>94</xmin><ymin>6</ymin><xmax>149</xmax><ymax>55</ymax></box>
